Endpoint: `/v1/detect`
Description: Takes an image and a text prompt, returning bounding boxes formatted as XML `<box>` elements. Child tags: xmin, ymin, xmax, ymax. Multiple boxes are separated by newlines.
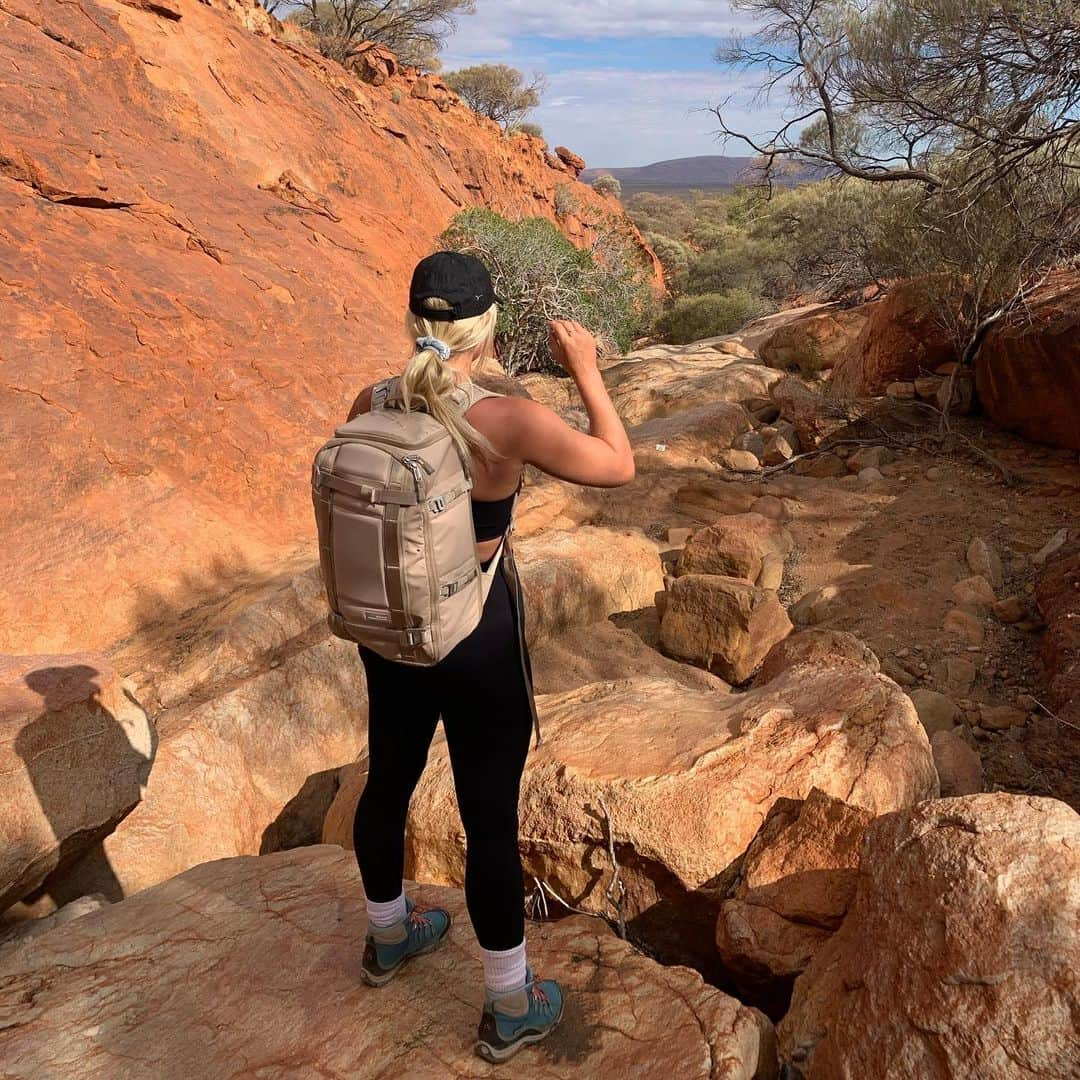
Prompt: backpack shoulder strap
<box><xmin>371</xmin><ymin>377</ymin><xmax>398</xmax><ymax>410</ymax></box>
<box><xmin>454</xmin><ymin>379</ymin><xmax>503</xmax><ymax>411</ymax></box>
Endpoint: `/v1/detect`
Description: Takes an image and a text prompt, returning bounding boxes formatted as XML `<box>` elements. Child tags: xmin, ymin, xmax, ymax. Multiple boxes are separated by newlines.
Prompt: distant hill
<box><xmin>581</xmin><ymin>155</ymin><xmax>815</xmax><ymax>196</ymax></box>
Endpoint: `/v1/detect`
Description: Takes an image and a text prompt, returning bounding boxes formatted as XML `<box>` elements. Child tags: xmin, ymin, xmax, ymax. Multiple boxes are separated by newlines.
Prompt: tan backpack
<box><xmin>312</xmin><ymin>377</ymin><xmax>513</xmax><ymax>665</ymax></box>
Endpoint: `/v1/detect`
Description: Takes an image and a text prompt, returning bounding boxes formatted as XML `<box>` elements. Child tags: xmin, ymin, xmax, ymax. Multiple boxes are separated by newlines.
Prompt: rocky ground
<box><xmin>2</xmin><ymin>300</ymin><xmax>1078</xmax><ymax>1076</ymax></box>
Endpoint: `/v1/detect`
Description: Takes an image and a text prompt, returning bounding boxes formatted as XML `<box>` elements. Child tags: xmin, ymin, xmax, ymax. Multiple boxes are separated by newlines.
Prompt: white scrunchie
<box><xmin>415</xmin><ymin>336</ymin><xmax>451</xmax><ymax>361</ymax></box>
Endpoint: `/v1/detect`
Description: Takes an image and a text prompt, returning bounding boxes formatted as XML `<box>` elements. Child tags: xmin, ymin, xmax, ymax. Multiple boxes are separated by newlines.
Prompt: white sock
<box><xmin>366</xmin><ymin>890</ymin><xmax>407</xmax><ymax>928</ymax></box>
<box><xmin>481</xmin><ymin>940</ymin><xmax>528</xmax><ymax>994</ymax></box>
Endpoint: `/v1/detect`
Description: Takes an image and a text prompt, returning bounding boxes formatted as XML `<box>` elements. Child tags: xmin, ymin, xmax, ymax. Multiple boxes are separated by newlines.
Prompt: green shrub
<box><xmin>592</xmin><ymin>174</ymin><xmax>622</xmax><ymax>199</ymax></box>
<box><xmin>510</xmin><ymin>121</ymin><xmax>545</xmax><ymax>142</ymax></box>
<box><xmin>439</xmin><ymin>208</ymin><xmax>655</xmax><ymax>375</ymax></box>
<box><xmin>553</xmin><ymin>184</ymin><xmax>580</xmax><ymax>218</ymax></box>
<box><xmin>656</xmin><ymin>289</ymin><xmax>774</xmax><ymax>345</ymax></box>
<box><xmin>646</xmin><ymin>233</ymin><xmax>692</xmax><ymax>285</ymax></box>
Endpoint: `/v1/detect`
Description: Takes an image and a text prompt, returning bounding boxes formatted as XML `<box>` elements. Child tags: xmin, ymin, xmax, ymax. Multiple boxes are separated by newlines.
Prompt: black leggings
<box><xmin>354</xmin><ymin>563</ymin><xmax>535</xmax><ymax>951</ymax></box>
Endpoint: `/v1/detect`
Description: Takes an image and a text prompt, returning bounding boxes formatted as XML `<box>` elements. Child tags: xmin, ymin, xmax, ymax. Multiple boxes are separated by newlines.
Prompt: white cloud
<box><xmin>529</xmin><ymin>66</ymin><xmax>775</xmax><ymax>167</ymax></box>
<box><xmin>441</xmin><ymin>1</ymin><xmax>780</xmax><ymax>166</ymax></box>
<box><xmin>450</xmin><ymin>0</ymin><xmax>758</xmax><ymax>44</ymax></box>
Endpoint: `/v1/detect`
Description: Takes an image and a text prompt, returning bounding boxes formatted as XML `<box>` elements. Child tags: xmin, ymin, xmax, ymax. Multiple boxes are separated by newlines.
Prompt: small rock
<box><xmin>1032</xmin><ymin>528</ymin><xmax>1069</xmax><ymax>566</ymax></box>
<box><xmin>924</xmin><ymin>466</ymin><xmax>944</xmax><ymax>481</ymax></box>
<box><xmin>1015</xmin><ymin>693</ymin><xmax>1038</xmax><ymax>711</ymax></box>
<box><xmin>992</xmin><ymin>595</ymin><xmax>1025</xmax><ymax>623</ymax></box>
<box><xmin>966</xmin><ymin>537</ymin><xmax>1003</xmax><ymax>589</ymax></box>
<box><xmin>857</xmin><ymin>467</ymin><xmax>885</xmax><ymax>482</ymax></box>
<box><xmin>914</xmin><ymin>375</ymin><xmax>943</xmax><ymax>400</ymax></box>
<box><xmin>793</xmin><ymin>453</ymin><xmax>847</xmax><ymax>478</ymax></box>
<box><xmin>930</xmin><ymin>729</ymin><xmax>983</xmax><ymax>796</ymax></box>
<box><xmin>881</xmin><ymin>658</ymin><xmax>917</xmax><ymax>688</ymax></box>
<box><xmin>951</xmin><ymin>575</ymin><xmax>996</xmax><ymax>614</ymax></box>
<box><xmin>846</xmin><ymin>446</ymin><xmax>895</xmax><ymax>473</ymax></box>
<box><xmin>763</xmin><ymin>432</ymin><xmax>798</xmax><ymax>466</ymax></box>
<box><xmin>758</xmin><ymin>552</ymin><xmax>785</xmax><ymax>591</ymax></box>
<box><xmin>885</xmin><ymin>381</ymin><xmax>916</xmax><ymax>399</ymax></box>
<box><xmin>717</xmin><ymin>449</ymin><xmax>762</xmax><ymax>471</ymax></box>
<box><xmin>732</xmin><ymin>431</ymin><xmax>766</xmax><ymax>461</ymax></box>
<box><xmin>909</xmin><ymin>689</ymin><xmax>960</xmax><ymax>736</ymax></box>
<box><xmin>667</xmin><ymin>527</ymin><xmax>695</xmax><ymax>549</ymax></box>
<box><xmin>979</xmin><ymin>704</ymin><xmax>1027</xmax><ymax>730</ymax></box>
<box><xmin>943</xmin><ymin>608</ymin><xmax>985</xmax><ymax>646</ymax></box>
<box><xmin>789</xmin><ymin>584</ymin><xmax>841</xmax><ymax>627</ymax></box>
<box><xmin>750</xmin><ymin>495</ymin><xmax>787</xmax><ymax>521</ymax></box>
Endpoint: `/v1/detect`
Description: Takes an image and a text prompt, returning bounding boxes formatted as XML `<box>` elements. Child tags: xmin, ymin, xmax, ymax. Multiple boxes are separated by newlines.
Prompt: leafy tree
<box><xmin>592</xmin><ymin>175</ymin><xmax>623</xmax><ymax>199</ymax></box>
<box><xmin>714</xmin><ymin>0</ymin><xmax>1080</xmax><ymax>362</ymax></box>
<box><xmin>280</xmin><ymin>0</ymin><xmax>475</xmax><ymax>69</ymax></box>
<box><xmin>444</xmin><ymin>65</ymin><xmax>545</xmax><ymax>129</ymax></box>
<box><xmin>439</xmin><ymin>209</ymin><xmax>655</xmax><ymax>374</ymax></box>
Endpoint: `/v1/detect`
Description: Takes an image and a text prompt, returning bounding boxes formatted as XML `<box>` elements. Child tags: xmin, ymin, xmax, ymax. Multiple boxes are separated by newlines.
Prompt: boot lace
<box><xmin>408</xmin><ymin>908</ymin><xmax>434</xmax><ymax>940</ymax></box>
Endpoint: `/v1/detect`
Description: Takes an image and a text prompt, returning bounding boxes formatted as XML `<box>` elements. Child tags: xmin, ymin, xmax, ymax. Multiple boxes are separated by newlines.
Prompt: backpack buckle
<box><xmin>429</xmin><ymin>494</ymin><xmax>447</xmax><ymax>514</ymax></box>
<box><xmin>403</xmin><ymin>628</ymin><xmax>425</xmax><ymax>646</ymax></box>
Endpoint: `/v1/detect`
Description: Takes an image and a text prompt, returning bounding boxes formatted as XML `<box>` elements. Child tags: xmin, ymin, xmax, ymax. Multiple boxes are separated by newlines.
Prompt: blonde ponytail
<box><xmin>399</xmin><ymin>298</ymin><xmax>499</xmax><ymax>460</ymax></box>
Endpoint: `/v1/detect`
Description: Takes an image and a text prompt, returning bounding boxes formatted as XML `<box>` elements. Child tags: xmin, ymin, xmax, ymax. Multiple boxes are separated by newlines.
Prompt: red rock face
<box><xmin>0</xmin><ymin>0</ymin><xmax>656</xmax><ymax>653</ymax></box>
<box><xmin>830</xmin><ymin>279</ymin><xmax>960</xmax><ymax>397</ymax></box>
<box><xmin>1037</xmin><ymin>540</ymin><xmax>1080</xmax><ymax>727</ymax></box>
<box><xmin>975</xmin><ymin>272</ymin><xmax>1080</xmax><ymax>450</ymax></box>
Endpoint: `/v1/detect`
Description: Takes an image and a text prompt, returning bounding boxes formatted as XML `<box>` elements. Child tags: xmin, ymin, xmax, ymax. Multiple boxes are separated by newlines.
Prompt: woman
<box><xmin>348</xmin><ymin>251</ymin><xmax>634</xmax><ymax>1063</ymax></box>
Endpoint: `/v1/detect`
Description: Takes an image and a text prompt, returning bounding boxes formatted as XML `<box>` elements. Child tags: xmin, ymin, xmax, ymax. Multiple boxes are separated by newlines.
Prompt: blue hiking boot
<box><xmin>360</xmin><ymin>898</ymin><xmax>451</xmax><ymax>987</ymax></box>
<box><xmin>475</xmin><ymin>968</ymin><xmax>564</xmax><ymax>1063</ymax></box>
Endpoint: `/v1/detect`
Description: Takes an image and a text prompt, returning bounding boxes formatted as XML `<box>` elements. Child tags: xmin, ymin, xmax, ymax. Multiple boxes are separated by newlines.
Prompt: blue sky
<box><xmin>441</xmin><ymin>2</ymin><xmax>780</xmax><ymax>168</ymax></box>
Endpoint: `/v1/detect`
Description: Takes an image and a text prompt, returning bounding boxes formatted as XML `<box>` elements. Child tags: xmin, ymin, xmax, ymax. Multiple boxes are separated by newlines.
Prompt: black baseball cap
<box><xmin>409</xmin><ymin>251</ymin><xmax>500</xmax><ymax>322</ymax></box>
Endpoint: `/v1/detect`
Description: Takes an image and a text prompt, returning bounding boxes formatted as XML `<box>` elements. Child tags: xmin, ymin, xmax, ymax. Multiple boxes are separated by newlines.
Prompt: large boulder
<box><xmin>0</xmin><ymin>655</ymin><xmax>153</xmax><ymax>911</ymax></box>
<box><xmin>830</xmin><ymin>280</ymin><xmax>960</xmax><ymax>397</ymax></box>
<box><xmin>602</xmin><ymin>355</ymin><xmax>783</xmax><ymax>426</ymax></box>
<box><xmin>38</xmin><ymin>567</ymin><xmax>367</xmax><ymax>904</ymax></box>
<box><xmin>779</xmin><ymin>794</ymin><xmax>1080</xmax><ymax>1079</ymax></box>
<box><xmin>0</xmin><ymin>846</ymin><xmax>778</xmax><ymax>1079</ymax></box>
<box><xmin>975</xmin><ymin>273</ymin><xmax>1080</xmax><ymax>450</ymax></box>
<box><xmin>529</xmin><ymin>620</ymin><xmax>729</xmax><ymax>696</ymax></box>
<box><xmin>1036</xmin><ymin>540</ymin><xmax>1080</xmax><ymax>728</ymax></box>
<box><xmin>659</xmin><ymin>574</ymin><xmax>793</xmax><ymax>683</ymax></box>
<box><xmin>716</xmin><ymin>789</ymin><xmax>874</xmax><ymax>1004</ymax></box>
<box><xmin>757</xmin><ymin>304</ymin><xmax>870</xmax><ymax>374</ymax></box>
<box><xmin>514</xmin><ymin>527</ymin><xmax>664</xmax><ymax>646</ymax></box>
<box><xmin>674</xmin><ymin>513</ymin><xmax>793</xmax><ymax>587</ymax></box>
<box><xmin>629</xmin><ymin>402</ymin><xmax>754</xmax><ymax>472</ymax></box>
<box><xmin>513</xmin><ymin>474</ymin><xmax>600</xmax><ymax>537</ymax></box>
<box><xmin>327</xmin><ymin>664</ymin><xmax>937</xmax><ymax>973</ymax></box>
<box><xmin>755</xmin><ymin>629</ymin><xmax>879</xmax><ymax>686</ymax></box>
<box><xmin>674</xmin><ymin>480</ymin><xmax>761</xmax><ymax>522</ymax></box>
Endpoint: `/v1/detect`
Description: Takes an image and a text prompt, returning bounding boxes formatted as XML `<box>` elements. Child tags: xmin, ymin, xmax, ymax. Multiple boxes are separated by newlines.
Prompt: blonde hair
<box><xmin>400</xmin><ymin>298</ymin><xmax>499</xmax><ymax>459</ymax></box>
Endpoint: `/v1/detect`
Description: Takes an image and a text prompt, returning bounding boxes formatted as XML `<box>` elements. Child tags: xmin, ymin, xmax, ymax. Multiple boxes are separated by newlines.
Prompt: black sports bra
<box><xmin>471</xmin><ymin>492</ymin><xmax>516</xmax><ymax>542</ymax></box>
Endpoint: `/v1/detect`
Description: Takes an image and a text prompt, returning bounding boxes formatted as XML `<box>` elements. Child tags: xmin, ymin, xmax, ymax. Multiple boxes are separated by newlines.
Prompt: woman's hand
<box><xmin>548</xmin><ymin>319</ymin><xmax>599</xmax><ymax>382</ymax></box>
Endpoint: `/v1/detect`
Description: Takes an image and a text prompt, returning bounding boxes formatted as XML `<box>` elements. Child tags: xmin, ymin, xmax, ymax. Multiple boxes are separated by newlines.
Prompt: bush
<box><xmin>553</xmin><ymin>184</ymin><xmax>580</xmax><ymax>218</ymax></box>
<box><xmin>510</xmin><ymin>121</ymin><xmax>545</xmax><ymax>142</ymax></box>
<box><xmin>656</xmin><ymin>289</ymin><xmax>774</xmax><ymax>345</ymax></box>
<box><xmin>592</xmin><ymin>175</ymin><xmax>622</xmax><ymax>199</ymax></box>
<box><xmin>439</xmin><ymin>208</ymin><xmax>655</xmax><ymax>375</ymax></box>
<box><xmin>646</xmin><ymin>233</ymin><xmax>693</xmax><ymax>285</ymax></box>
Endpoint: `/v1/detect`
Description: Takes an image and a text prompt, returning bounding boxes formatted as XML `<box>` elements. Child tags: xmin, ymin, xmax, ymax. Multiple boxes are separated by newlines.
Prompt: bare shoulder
<box><xmin>466</xmin><ymin>392</ymin><xmax>556</xmax><ymax>441</ymax></box>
